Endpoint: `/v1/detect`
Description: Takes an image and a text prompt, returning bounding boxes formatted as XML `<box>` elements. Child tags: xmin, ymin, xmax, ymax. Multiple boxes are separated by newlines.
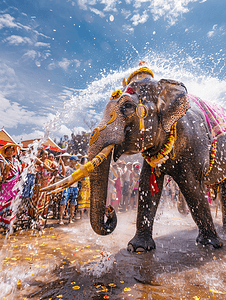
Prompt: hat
<box><xmin>70</xmin><ymin>155</ymin><xmax>80</xmax><ymax>161</ymax></box>
<box><xmin>60</xmin><ymin>153</ymin><xmax>71</xmax><ymax>157</ymax></box>
<box><xmin>0</xmin><ymin>143</ymin><xmax>21</xmax><ymax>157</ymax></box>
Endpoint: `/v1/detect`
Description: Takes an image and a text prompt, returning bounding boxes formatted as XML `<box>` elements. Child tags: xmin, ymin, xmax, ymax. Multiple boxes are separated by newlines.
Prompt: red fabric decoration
<box><xmin>150</xmin><ymin>167</ymin><xmax>159</xmax><ymax>195</ymax></box>
<box><xmin>125</xmin><ymin>87</ymin><xmax>136</xmax><ymax>94</ymax></box>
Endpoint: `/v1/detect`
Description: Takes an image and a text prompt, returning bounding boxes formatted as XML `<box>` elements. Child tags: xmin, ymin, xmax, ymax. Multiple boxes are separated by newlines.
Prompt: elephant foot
<box><xmin>196</xmin><ymin>233</ymin><xmax>223</xmax><ymax>248</ymax></box>
<box><xmin>127</xmin><ymin>234</ymin><xmax>156</xmax><ymax>252</ymax></box>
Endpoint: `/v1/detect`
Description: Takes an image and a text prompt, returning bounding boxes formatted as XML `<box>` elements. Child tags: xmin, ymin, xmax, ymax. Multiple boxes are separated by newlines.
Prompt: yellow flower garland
<box><xmin>142</xmin><ymin>122</ymin><xmax>177</xmax><ymax>168</ymax></box>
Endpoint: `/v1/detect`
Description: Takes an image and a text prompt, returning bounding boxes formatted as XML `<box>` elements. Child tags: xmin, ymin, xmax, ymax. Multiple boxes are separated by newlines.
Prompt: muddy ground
<box><xmin>1</xmin><ymin>202</ymin><xmax>226</xmax><ymax>300</ymax></box>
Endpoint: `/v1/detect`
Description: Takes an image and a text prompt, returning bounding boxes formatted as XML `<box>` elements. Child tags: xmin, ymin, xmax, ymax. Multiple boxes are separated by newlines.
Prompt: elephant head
<box><xmin>88</xmin><ymin>76</ymin><xmax>190</xmax><ymax>236</ymax></box>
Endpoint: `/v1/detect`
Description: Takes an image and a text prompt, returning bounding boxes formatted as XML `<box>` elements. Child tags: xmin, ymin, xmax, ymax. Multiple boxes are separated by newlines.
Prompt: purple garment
<box><xmin>0</xmin><ymin>157</ymin><xmax>21</xmax><ymax>230</ymax></box>
<box><xmin>188</xmin><ymin>94</ymin><xmax>226</xmax><ymax>138</ymax></box>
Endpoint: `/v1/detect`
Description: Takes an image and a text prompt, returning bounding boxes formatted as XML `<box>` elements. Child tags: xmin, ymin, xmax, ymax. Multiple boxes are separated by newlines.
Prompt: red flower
<box><xmin>125</xmin><ymin>87</ymin><xmax>136</xmax><ymax>94</ymax></box>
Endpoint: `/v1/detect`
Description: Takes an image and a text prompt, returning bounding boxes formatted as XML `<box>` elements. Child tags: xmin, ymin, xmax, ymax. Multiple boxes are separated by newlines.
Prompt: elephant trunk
<box><xmin>89</xmin><ymin>153</ymin><xmax>117</xmax><ymax>235</ymax></box>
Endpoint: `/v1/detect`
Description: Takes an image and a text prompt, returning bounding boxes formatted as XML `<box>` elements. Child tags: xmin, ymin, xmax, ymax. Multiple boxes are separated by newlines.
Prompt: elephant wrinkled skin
<box><xmin>88</xmin><ymin>76</ymin><xmax>226</xmax><ymax>252</ymax></box>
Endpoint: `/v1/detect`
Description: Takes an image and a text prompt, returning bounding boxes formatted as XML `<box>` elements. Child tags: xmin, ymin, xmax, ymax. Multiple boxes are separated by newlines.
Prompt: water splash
<box><xmin>53</xmin><ymin>47</ymin><xmax>226</xmax><ymax>132</ymax></box>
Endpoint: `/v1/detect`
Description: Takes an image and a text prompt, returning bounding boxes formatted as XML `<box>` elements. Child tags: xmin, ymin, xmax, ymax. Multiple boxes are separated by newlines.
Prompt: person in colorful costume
<box><xmin>108</xmin><ymin>162</ymin><xmax>121</xmax><ymax>212</ymax></box>
<box><xmin>0</xmin><ymin>143</ymin><xmax>21</xmax><ymax>230</ymax></box>
<box><xmin>59</xmin><ymin>155</ymin><xmax>80</xmax><ymax>224</ymax></box>
<box><xmin>30</xmin><ymin>149</ymin><xmax>57</xmax><ymax>218</ymax></box>
<box><xmin>77</xmin><ymin>156</ymin><xmax>90</xmax><ymax>219</ymax></box>
<box><xmin>130</xmin><ymin>162</ymin><xmax>141</xmax><ymax>209</ymax></box>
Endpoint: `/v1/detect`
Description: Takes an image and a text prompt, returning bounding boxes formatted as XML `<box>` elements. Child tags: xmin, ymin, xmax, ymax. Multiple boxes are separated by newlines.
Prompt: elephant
<box><xmin>42</xmin><ymin>65</ymin><xmax>226</xmax><ymax>252</ymax></box>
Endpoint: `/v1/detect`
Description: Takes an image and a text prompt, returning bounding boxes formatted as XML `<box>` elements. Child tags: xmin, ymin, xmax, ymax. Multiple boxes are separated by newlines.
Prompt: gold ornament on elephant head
<box><xmin>122</xmin><ymin>61</ymin><xmax>154</xmax><ymax>87</ymax></box>
<box><xmin>136</xmin><ymin>96</ymin><xmax>148</xmax><ymax>131</ymax></box>
<box><xmin>89</xmin><ymin>111</ymin><xmax>118</xmax><ymax>146</ymax></box>
<box><xmin>89</xmin><ymin>127</ymin><xmax>100</xmax><ymax>146</ymax></box>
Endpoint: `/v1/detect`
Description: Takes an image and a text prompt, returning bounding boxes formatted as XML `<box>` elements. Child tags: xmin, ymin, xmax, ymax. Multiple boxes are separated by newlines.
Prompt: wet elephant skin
<box><xmin>88</xmin><ymin>76</ymin><xmax>226</xmax><ymax>251</ymax></box>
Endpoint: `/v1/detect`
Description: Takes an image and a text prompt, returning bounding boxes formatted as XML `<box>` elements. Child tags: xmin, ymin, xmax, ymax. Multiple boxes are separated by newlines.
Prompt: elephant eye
<box><xmin>121</xmin><ymin>102</ymin><xmax>135</xmax><ymax>116</ymax></box>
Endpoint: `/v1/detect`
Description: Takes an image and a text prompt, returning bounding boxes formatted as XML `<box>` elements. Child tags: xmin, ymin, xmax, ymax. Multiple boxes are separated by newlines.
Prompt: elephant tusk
<box><xmin>40</xmin><ymin>144</ymin><xmax>114</xmax><ymax>193</ymax></box>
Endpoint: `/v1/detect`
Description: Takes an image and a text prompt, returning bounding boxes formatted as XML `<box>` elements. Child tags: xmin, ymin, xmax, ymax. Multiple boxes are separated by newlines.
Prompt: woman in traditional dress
<box><xmin>77</xmin><ymin>156</ymin><xmax>90</xmax><ymax>219</ymax></box>
<box><xmin>30</xmin><ymin>150</ymin><xmax>57</xmax><ymax>218</ymax></box>
<box><xmin>109</xmin><ymin>163</ymin><xmax>121</xmax><ymax>213</ymax></box>
<box><xmin>130</xmin><ymin>162</ymin><xmax>141</xmax><ymax>210</ymax></box>
<box><xmin>0</xmin><ymin>143</ymin><xmax>21</xmax><ymax>231</ymax></box>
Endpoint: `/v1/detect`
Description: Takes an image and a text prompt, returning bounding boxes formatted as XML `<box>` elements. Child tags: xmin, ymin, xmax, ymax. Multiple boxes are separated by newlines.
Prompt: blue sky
<box><xmin>0</xmin><ymin>0</ymin><xmax>226</xmax><ymax>142</ymax></box>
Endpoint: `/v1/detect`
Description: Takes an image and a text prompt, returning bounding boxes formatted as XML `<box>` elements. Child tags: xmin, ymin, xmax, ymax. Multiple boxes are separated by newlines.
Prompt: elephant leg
<box><xmin>127</xmin><ymin>160</ymin><xmax>165</xmax><ymax>252</ymax></box>
<box><xmin>219</xmin><ymin>181</ymin><xmax>226</xmax><ymax>231</ymax></box>
<box><xmin>176</xmin><ymin>172</ymin><xmax>223</xmax><ymax>248</ymax></box>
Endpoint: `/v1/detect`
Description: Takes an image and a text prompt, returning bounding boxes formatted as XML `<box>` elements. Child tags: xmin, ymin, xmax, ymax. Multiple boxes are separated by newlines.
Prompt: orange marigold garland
<box><xmin>142</xmin><ymin>122</ymin><xmax>177</xmax><ymax>168</ymax></box>
<box><xmin>142</xmin><ymin>122</ymin><xmax>177</xmax><ymax>195</ymax></box>
<box><xmin>205</xmin><ymin>139</ymin><xmax>217</xmax><ymax>176</ymax></box>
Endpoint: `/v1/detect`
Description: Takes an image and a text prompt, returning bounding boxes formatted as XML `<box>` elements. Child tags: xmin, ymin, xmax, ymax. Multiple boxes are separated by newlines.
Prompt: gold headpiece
<box><xmin>122</xmin><ymin>61</ymin><xmax>154</xmax><ymax>87</ymax></box>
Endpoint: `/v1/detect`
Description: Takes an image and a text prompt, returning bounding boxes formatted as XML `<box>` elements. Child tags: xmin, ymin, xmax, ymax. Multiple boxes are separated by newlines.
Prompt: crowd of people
<box><xmin>0</xmin><ymin>142</ymin><xmax>92</xmax><ymax>232</ymax></box>
<box><xmin>107</xmin><ymin>160</ymin><xmax>142</xmax><ymax>213</ymax></box>
<box><xmin>0</xmin><ymin>141</ymin><xmax>195</xmax><ymax>234</ymax></box>
<box><xmin>0</xmin><ymin>142</ymin><xmax>143</xmax><ymax>233</ymax></box>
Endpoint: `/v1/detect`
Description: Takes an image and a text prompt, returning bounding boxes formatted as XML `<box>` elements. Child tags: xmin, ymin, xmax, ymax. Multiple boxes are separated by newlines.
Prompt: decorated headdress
<box><xmin>110</xmin><ymin>61</ymin><xmax>154</xmax><ymax>101</ymax></box>
<box><xmin>122</xmin><ymin>61</ymin><xmax>154</xmax><ymax>87</ymax></box>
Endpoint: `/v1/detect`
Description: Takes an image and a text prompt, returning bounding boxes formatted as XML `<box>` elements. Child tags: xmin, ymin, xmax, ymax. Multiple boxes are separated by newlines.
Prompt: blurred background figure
<box><xmin>77</xmin><ymin>156</ymin><xmax>90</xmax><ymax>219</ymax></box>
<box><xmin>59</xmin><ymin>155</ymin><xmax>80</xmax><ymax>224</ymax></box>
<box><xmin>130</xmin><ymin>162</ymin><xmax>141</xmax><ymax>210</ymax></box>
<box><xmin>47</xmin><ymin>153</ymin><xmax>64</xmax><ymax>220</ymax></box>
<box><xmin>30</xmin><ymin>149</ymin><xmax>56</xmax><ymax>219</ymax></box>
<box><xmin>109</xmin><ymin>162</ymin><xmax>121</xmax><ymax>213</ymax></box>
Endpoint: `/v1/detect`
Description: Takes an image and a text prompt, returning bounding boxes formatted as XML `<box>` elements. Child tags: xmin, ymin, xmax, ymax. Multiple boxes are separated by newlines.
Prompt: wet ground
<box><xmin>1</xmin><ymin>201</ymin><xmax>226</xmax><ymax>300</ymax></box>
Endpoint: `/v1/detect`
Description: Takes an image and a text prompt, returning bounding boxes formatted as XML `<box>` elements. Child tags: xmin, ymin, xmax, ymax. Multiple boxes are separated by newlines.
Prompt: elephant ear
<box><xmin>157</xmin><ymin>79</ymin><xmax>190</xmax><ymax>132</ymax></box>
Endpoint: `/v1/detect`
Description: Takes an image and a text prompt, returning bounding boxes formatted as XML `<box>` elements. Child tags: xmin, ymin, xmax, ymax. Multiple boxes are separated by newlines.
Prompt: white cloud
<box><xmin>48</xmin><ymin>62</ymin><xmax>56</xmax><ymax>70</ymax></box>
<box><xmin>0</xmin><ymin>93</ymin><xmax>44</xmax><ymax>129</ymax></box>
<box><xmin>58</xmin><ymin>124</ymin><xmax>72</xmax><ymax>136</ymax></box>
<box><xmin>12</xmin><ymin>130</ymin><xmax>45</xmax><ymax>143</ymax></box>
<box><xmin>145</xmin><ymin>0</ymin><xmax>197</xmax><ymax>25</ymax></box>
<box><xmin>121</xmin><ymin>8</ymin><xmax>131</xmax><ymax>19</ymax></box>
<box><xmin>122</xmin><ymin>24</ymin><xmax>134</xmax><ymax>34</ymax></box>
<box><xmin>23</xmin><ymin>50</ymin><xmax>37</xmax><ymax>60</ymax></box>
<box><xmin>0</xmin><ymin>62</ymin><xmax>19</xmax><ymax>96</ymax></box>
<box><xmin>35</xmin><ymin>42</ymin><xmax>50</xmax><ymax>47</ymax></box>
<box><xmin>22</xmin><ymin>50</ymin><xmax>51</xmax><ymax>68</ymax></box>
<box><xmin>0</xmin><ymin>14</ymin><xmax>19</xmax><ymax>29</ymax></box>
<box><xmin>48</xmin><ymin>58</ymin><xmax>81</xmax><ymax>71</ymax></box>
<box><xmin>207</xmin><ymin>24</ymin><xmax>225</xmax><ymax>38</ymax></box>
<box><xmin>58</xmin><ymin>58</ymin><xmax>72</xmax><ymax>71</ymax></box>
<box><xmin>101</xmin><ymin>0</ymin><xmax>118</xmax><ymax>12</ymax></box>
<box><xmin>207</xmin><ymin>30</ymin><xmax>214</xmax><ymax>38</ymax></box>
<box><xmin>3</xmin><ymin>35</ymin><xmax>33</xmax><ymax>46</ymax></box>
<box><xmin>89</xmin><ymin>7</ymin><xmax>105</xmax><ymax>17</ymax></box>
<box><xmin>75</xmin><ymin>0</ymin><xmax>200</xmax><ymax>26</ymax></box>
<box><xmin>77</xmin><ymin>0</ymin><xmax>88</xmax><ymax>10</ymax></box>
<box><xmin>130</xmin><ymin>11</ymin><xmax>149</xmax><ymax>26</ymax></box>
<box><xmin>73</xmin><ymin>59</ymin><xmax>81</xmax><ymax>68</ymax></box>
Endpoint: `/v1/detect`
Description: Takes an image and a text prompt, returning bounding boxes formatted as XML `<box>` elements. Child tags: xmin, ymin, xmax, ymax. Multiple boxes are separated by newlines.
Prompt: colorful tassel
<box><xmin>150</xmin><ymin>167</ymin><xmax>159</xmax><ymax>195</ymax></box>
